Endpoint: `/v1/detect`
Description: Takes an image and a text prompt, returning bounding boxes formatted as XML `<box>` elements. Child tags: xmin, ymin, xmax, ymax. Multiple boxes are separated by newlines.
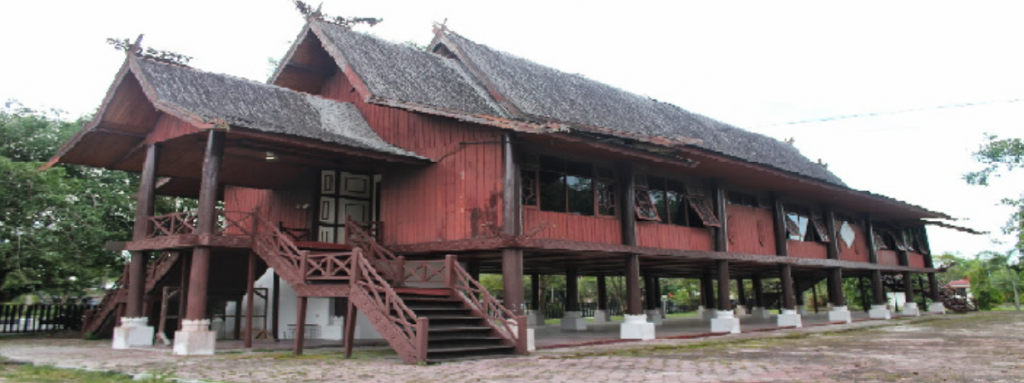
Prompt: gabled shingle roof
<box><xmin>132</xmin><ymin>58</ymin><xmax>423</xmax><ymax>159</ymax></box>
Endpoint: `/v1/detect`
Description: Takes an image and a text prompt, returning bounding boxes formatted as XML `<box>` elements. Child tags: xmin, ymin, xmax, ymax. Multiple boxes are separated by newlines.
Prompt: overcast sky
<box><xmin>2</xmin><ymin>1</ymin><xmax>1022</xmax><ymax>257</ymax></box>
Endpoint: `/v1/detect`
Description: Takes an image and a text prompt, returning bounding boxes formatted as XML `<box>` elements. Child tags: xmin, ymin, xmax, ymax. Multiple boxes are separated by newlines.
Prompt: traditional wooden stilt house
<box><xmin>47</xmin><ymin>16</ymin><xmax>958</xmax><ymax>363</ymax></box>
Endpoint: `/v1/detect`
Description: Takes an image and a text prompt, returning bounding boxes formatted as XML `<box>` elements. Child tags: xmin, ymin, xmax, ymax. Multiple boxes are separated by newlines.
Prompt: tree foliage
<box><xmin>0</xmin><ymin>102</ymin><xmax>136</xmax><ymax>302</ymax></box>
<box><xmin>935</xmin><ymin>251</ymin><xmax>1021</xmax><ymax>310</ymax></box>
<box><xmin>965</xmin><ymin>134</ymin><xmax>1024</xmax><ymax>253</ymax></box>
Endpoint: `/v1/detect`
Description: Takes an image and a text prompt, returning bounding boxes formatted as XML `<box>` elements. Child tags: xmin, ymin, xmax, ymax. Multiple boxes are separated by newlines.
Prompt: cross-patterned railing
<box><xmin>146</xmin><ymin>210</ymin><xmax>256</xmax><ymax>238</ymax></box>
<box><xmin>302</xmin><ymin>251</ymin><xmax>356</xmax><ymax>281</ymax></box>
<box><xmin>348</xmin><ymin>248</ymin><xmax>429</xmax><ymax>363</ymax></box>
<box><xmin>445</xmin><ymin>254</ymin><xmax>528</xmax><ymax>354</ymax></box>
<box><xmin>253</xmin><ymin>216</ymin><xmax>306</xmax><ymax>281</ymax></box>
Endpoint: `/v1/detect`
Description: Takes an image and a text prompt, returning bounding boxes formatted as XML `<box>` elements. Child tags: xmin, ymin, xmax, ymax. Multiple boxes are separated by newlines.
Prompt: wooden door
<box><xmin>318</xmin><ymin>171</ymin><xmax>373</xmax><ymax>244</ymax></box>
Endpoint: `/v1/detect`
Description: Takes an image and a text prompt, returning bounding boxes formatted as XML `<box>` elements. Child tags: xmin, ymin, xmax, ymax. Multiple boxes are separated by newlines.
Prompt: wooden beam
<box><xmin>717</xmin><ymin>260</ymin><xmax>731</xmax><ymax>311</ymax></box>
<box><xmin>619</xmin><ymin>164</ymin><xmax>637</xmax><ymax>247</ymax></box>
<box><xmin>597</xmin><ymin>275</ymin><xmax>608</xmax><ymax>311</ymax></box>
<box><xmin>779</xmin><ymin>264</ymin><xmax>796</xmax><ymax>310</ymax></box>
<box><xmin>713</xmin><ymin>181</ymin><xmax>728</xmax><ymax>252</ymax></box>
<box><xmin>772</xmin><ymin>193</ymin><xmax>788</xmax><ymax>256</ymax></box>
<box><xmin>127</xmin><ymin>144</ymin><xmax>159</xmax><ymax>318</ymax></box>
<box><xmin>824</xmin><ymin>208</ymin><xmax>839</xmax><ymax>260</ymax></box>
<box><xmin>185</xmin><ymin>130</ymin><xmax>224</xmax><ymax>321</ymax></box>
<box><xmin>830</xmin><ymin>268</ymin><xmax>845</xmax><ymax>306</ymax></box>
<box><xmin>625</xmin><ymin>254</ymin><xmax>642</xmax><ymax>315</ymax></box>
<box><xmin>294</xmin><ymin>297</ymin><xmax>307</xmax><ymax>356</ymax></box>
<box><xmin>502</xmin><ymin>249</ymin><xmax>524</xmax><ymax>315</ymax></box>
<box><xmin>565</xmin><ymin>266</ymin><xmax>579</xmax><ymax>312</ymax></box>
<box><xmin>502</xmin><ymin>133</ymin><xmax>521</xmax><ymax>236</ymax></box>
<box><xmin>244</xmin><ymin>252</ymin><xmax>256</xmax><ymax>348</ymax></box>
<box><xmin>272</xmin><ymin>272</ymin><xmax>280</xmax><ymax>341</ymax></box>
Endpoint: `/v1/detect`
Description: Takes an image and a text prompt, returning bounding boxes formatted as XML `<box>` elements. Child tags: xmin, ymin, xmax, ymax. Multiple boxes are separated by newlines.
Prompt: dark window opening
<box><xmin>727</xmin><ymin>191</ymin><xmax>758</xmax><ymax>207</ymax></box>
<box><xmin>635</xmin><ymin>175</ymin><xmax>716</xmax><ymax>227</ymax></box>
<box><xmin>522</xmin><ymin>155</ymin><xmax>613</xmax><ymax>217</ymax></box>
<box><xmin>539</xmin><ymin>170</ymin><xmax>566</xmax><ymax>213</ymax></box>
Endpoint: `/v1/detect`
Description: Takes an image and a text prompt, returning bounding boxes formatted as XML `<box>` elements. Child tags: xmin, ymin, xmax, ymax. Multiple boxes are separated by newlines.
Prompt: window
<box><xmin>634</xmin><ymin>175</ymin><xmax>718</xmax><ymax>227</ymax></box>
<box><xmin>783</xmin><ymin>205</ymin><xmax>829</xmax><ymax>242</ymax></box>
<box><xmin>726</xmin><ymin>191</ymin><xmax>758</xmax><ymax>207</ymax></box>
<box><xmin>520</xmin><ymin>155</ymin><xmax>615</xmax><ymax>217</ymax></box>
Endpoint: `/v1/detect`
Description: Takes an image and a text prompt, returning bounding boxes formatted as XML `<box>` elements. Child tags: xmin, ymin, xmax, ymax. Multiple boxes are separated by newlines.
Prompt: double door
<box><xmin>318</xmin><ymin>170</ymin><xmax>374</xmax><ymax>244</ymax></box>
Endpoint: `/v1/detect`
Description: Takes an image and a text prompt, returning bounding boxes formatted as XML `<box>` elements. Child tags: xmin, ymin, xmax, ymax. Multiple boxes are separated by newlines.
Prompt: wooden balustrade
<box><xmin>446</xmin><ymin>254</ymin><xmax>527</xmax><ymax>354</ymax></box>
<box><xmin>146</xmin><ymin>210</ymin><xmax>255</xmax><ymax>239</ymax></box>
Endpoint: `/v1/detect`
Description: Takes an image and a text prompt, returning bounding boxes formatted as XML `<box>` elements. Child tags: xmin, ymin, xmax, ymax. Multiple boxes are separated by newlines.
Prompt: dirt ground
<box><xmin>1</xmin><ymin>311</ymin><xmax>1022</xmax><ymax>382</ymax></box>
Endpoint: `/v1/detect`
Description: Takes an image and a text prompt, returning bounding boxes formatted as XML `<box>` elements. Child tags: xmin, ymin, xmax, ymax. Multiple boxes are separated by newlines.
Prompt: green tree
<box><xmin>0</xmin><ymin>102</ymin><xmax>136</xmax><ymax>302</ymax></box>
<box><xmin>965</xmin><ymin>134</ymin><xmax>1024</xmax><ymax>253</ymax></box>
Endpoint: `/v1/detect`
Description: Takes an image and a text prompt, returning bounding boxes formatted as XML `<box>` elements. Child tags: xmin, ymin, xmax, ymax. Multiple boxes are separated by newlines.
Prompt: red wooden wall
<box><xmin>223</xmin><ymin>173</ymin><xmax>315</xmax><ymax>235</ymax></box>
<box><xmin>788</xmin><ymin>241</ymin><xmax>827</xmax><ymax>259</ymax></box>
<box><xmin>877</xmin><ymin>250</ymin><xmax>900</xmax><ymax>266</ymax></box>
<box><xmin>525</xmin><ymin>210</ymin><xmax>621</xmax><ymax>245</ymax></box>
<box><xmin>725</xmin><ymin>204</ymin><xmax>775</xmax><ymax>255</ymax></box>
<box><xmin>145</xmin><ymin>113</ymin><xmax>200</xmax><ymax>145</ymax></box>
<box><xmin>907</xmin><ymin>251</ymin><xmax>926</xmax><ymax>268</ymax></box>
<box><xmin>836</xmin><ymin>222</ymin><xmax>870</xmax><ymax>263</ymax></box>
<box><xmin>636</xmin><ymin>222</ymin><xmax>714</xmax><ymax>251</ymax></box>
<box><xmin>319</xmin><ymin>72</ymin><xmax>504</xmax><ymax>245</ymax></box>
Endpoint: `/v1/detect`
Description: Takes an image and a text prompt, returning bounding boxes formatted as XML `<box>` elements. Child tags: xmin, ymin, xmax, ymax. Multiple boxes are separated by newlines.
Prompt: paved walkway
<box><xmin>1</xmin><ymin>312</ymin><xmax>1022</xmax><ymax>382</ymax></box>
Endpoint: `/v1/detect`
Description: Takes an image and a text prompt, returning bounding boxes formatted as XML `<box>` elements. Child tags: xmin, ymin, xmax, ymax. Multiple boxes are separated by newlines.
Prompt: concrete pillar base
<box><xmin>777</xmin><ymin>309</ymin><xmax>803</xmax><ymax>328</ymax></box>
<box><xmin>645</xmin><ymin>309</ymin><xmax>663</xmax><ymax>325</ymax></box>
<box><xmin>710</xmin><ymin>310</ymin><xmax>741</xmax><ymax>334</ymax></box>
<box><xmin>526</xmin><ymin>310</ymin><xmax>546</xmax><ymax>326</ymax></box>
<box><xmin>796</xmin><ymin>305</ymin><xmax>809</xmax><ymax>315</ymax></box>
<box><xmin>173</xmin><ymin>319</ymin><xmax>216</xmax><ymax>356</ymax></box>
<box><xmin>901</xmin><ymin>302</ymin><xmax>921</xmax><ymax>317</ymax></box>
<box><xmin>749</xmin><ymin>307</ymin><xmax>771</xmax><ymax>319</ymax></box>
<box><xmin>868</xmin><ymin>304</ymin><xmax>891</xmax><ymax>320</ymax></box>
<box><xmin>927</xmin><ymin>302</ymin><xmax>946</xmax><ymax>314</ymax></box>
<box><xmin>734</xmin><ymin>305</ymin><xmax>747</xmax><ymax>316</ymax></box>
<box><xmin>560</xmin><ymin>311</ymin><xmax>587</xmax><ymax>331</ymax></box>
<box><xmin>619</xmin><ymin>314</ymin><xmax>655</xmax><ymax>340</ymax></box>
<box><xmin>828</xmin><ymin>306</ymin><xmax>852</xmax><ymax>324</ymax></box>
<box><xmin>526</xmin><ymin>328</ymin><xmax>536</xmax><ymax>351</ymax></box>
<box><xmin>112</xmin><ymin>317</ymin><xmax>154</xmax><ymax>349</ymax></box>
<box><xmin>592</xmin><ymin>309</ymin><xmax>611</xmax><ymax>323</ymax></box>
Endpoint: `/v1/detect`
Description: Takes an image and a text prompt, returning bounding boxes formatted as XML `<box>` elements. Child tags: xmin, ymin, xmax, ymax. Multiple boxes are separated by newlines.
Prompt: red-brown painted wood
<box><xmin>524</xmin><ymin>210</ymin><xmax>622</xmax><ymax>245</ymax></box>
<box><xmin>636</xmin><ymin>222</ymin><xmax>714</xmax><ymax>251</ymax></box>
<box><xmin>725</xmin><ymin>204</ymin><xmax>775</xmax><ymax>255</ymax></box>
<box><xmin>907</xmin><ymin>251</ymin><xmax>926</xmax><ymax>268</ymax></box>
<box><xmin>319</xmin><ymin>73</ymin><xmax>504</xmax><ymax>246</ymax></box>
<box><xmin>837</xmin><ymin>222</ymin><xmax>870</xmax><ymax>263</ymax></box>
<box><xmin>877</xmin><ymin>250</ymin><xmax>900</xmax><ymax>266</ymax></box>
<box><xmin>787</xmin><ymin>241</ymin><xmax>828</xmax><ymax>259</ymax></box>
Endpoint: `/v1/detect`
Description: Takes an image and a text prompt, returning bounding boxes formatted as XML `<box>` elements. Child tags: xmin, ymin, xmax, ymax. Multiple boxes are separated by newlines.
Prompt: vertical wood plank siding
<box><xmin>523</xmin><ymin>210</ymin><xmax>622</xmax><ymax>244</ymax></box>
<box><xmin>724</xmin><ymin>205</ymin><xmax>776</xmax><ymax>255</ymax></box>
<box><xmin>907</xmin><ymin>251</ymin><xmax>926</xmax><ymax>268</ymax></box>
<box><xmin>787</xmin><ymin>241</ymin><xmax>828</xmax><ymax>259</ymax></box>
<box><xmin>320</xmin><ymin>73</ymin><xmax>504</xmax><ymax>245</ymax></box>
<box><xmin>223</xmin><ymin>174</ymin><xmax>314</xmax><ymax>234</ymax></box>
<box><xmin>635</xmin><ymin>222</ymin><xmax>714</xmax><ymax>251</ymax></box>
<box><xmin>145</xmin><ymin>114</ymin><xmax>201</xmax><ymax>145</ymax></box>
<box><xmin>836</xmin><ymin>223</ymin><xmax>870</xmax><ymax>263</ymax></box>
<box><xmin>877</xmin><ymin>250</ymin><xmax>900</xmax><ymax>266</ymax></box>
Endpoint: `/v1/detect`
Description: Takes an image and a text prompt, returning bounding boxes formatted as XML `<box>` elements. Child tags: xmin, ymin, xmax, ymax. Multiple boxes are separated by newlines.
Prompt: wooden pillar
<box><xmin>467</xmin><ymin>261</ymin><xmax>481</xmax><ymax>281</ymax></box>
<box><xmin>502</xmin><ymin>249</ymin><xmax>524</xmax><ymax>315</ymax></box>
<box><xmin>343</xmin><ymin>300</ymin><xmax>357</xmax><ymax>358</ymax></box>
<box><xmin>643</xmin><ymin>274</ymin><xmax>655</xmax><ymax>310</ymax></box>
<box><xmin>293</xmin><ymin>296</ymin><xmax>307</xmax><ymax>356</ymax></box>
<box><xmin>830</xmin><ymin>268</ymin><xmax>845</xmax><ymax>306</ymax></box>
<box><xmin>712</xmin><ymin>181</ymin><xmax>728</xmax><ymax>252</ymax></box>
<box><xmin>824</xmin><ymin>208</ymin><xmax>839</xmax><ymax>260</ymax></box>
<box><xmin>625</xmin><ymin>254</ymin><xmax>642</xmax><ymax>315</ymax></box>
<box><xmin>127</xmin><ymin>144</ymin><xmax>160</xmax><ymax>318</ymax></box>
<box><xmin>530</xmin><ymin>274</ymin><xmax>541</xmax><ymax>311</ymax></box>
<box><xmin>244</xmin><ymin>252</ymin><xmax>256</xmax><ymax>348</ymax></box>
<box><xmin>597</xmin><ymin>275</ymin><xmax>608</xmax><ymax>310</ymax></box>
<box><xmin>858</xmin><ymin>277</ymin><xmax>868</xmax><ymax>311</ymax></box>
<box><xmin>619</xmin><ymin>165</ymin><xmax>636</xmax><ymax>247</ymax></box>
<box><xmin>177</xmin><ymin>253</ymin><xmax>190</xmax><ymax>330</ymax></box>
<box><xmin>233</xmin><ymin>299</ymin><xmax>242</xmax><ymax>340</ymax></box>
<box><xmin>565</xmin><ymin>267</ymin><xmax>579</xmax><ymax>312</ymax></box>
<box><xmin>753</xmin><ymin>276</ymin><xmax>765</xmax><ymax>308</ymax></box>
<box><xmin>864</xmin><ymin>217</ymin><xmax>879</xmax><ymax>264</ymax></box>
<box><xmin>928</xmin><ymin>273</ymin><xmax>940</xmax><ymax>302</ymax></box>
<box><xmin>271</xmin><ymin>272</ymin><xmax>280</xmax><ymax>340</ymax></box>
<box><xmin>701</xmin><ymin>271</ymin><xmax>716</xmax><ymax>310</ymax></box>
<box><xmin>771</xmin><ymin>193</ymin><xmax>789</xmax><ymax>256</ymax></box>
<box><xmin>794</xmin><ymin>275</ymin><xmax>805</xmax><ymax>306</ymax></box>
<box><xmin>185</xmin><ymin>130</ymin><xmax>224</xmax><ymax>321</ymax></box>
<box><xmin>871</xmin><ymin>270</ymin><xmax>886</xmax><ymax>305</ymax></box>
<box><xmin>778</xmin><ymin>264</ymin><xmax>795</xmax><ymax>310</ymax></box>
<box><xmin>903</xmin><ymin>272</ymin><xmax>915</xmax><ymax>303</ymax></box>
<box><xmin>716</xmin><ymin>260</ymin><xmax>732</xmax><ymax>311</ymax></box>
<box><xmin>735</xmin><ymin>279</ymin><xmax>746</xmax><ymax>307</ymax></box>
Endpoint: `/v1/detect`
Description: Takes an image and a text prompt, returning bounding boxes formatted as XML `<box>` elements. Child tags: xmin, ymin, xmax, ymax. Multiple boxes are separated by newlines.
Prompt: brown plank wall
<box><xmin>836</xmin><ymin>222</ymin><xmax>870</xmax><ymax>263</ymax></box>
<box><xmin>725</xmin><ymin>204</ymin><xmax>776</xmax><ymax>255</ymax></box>
<box><xmin>319</xmin><ymin>73</ymin><xmax>504</xmax><ymax>245</ymax></box>
<box><xmin>788</xmin><ymin>240</ymin><xmax>828</xmax><ymax>259</ymax></box>
<box><xmin>877</xmin><ymin>250</ymin><xmax>900</xmax><ymax>266</ymax></box>
<box><xmin>636</xmin><ymin>222</ymin><xmax>714</xmax><ymax>251</ymax></box>
<box><xmin>524</xmin><ymin>210</ymin><xmax>622</xmax><ymax>244</ymax></box>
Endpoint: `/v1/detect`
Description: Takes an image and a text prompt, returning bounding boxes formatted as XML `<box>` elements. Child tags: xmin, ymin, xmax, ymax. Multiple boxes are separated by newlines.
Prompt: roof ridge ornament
<box><xmin>294</xmin><ymin>1</ymin><xmax>382</xmax><ymax>30</ymax></box>
<box><xmin>106</xmin><ymin>35</ymin><xmax>193</xmax><ymax>67</ymax></box>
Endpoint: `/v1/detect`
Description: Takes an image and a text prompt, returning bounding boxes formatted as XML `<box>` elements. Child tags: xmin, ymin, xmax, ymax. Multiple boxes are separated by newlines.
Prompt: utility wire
<box><xmin>755</xmin><ymin>98</ymin><xmax>1021</xmax><ymax>128</ymax></box>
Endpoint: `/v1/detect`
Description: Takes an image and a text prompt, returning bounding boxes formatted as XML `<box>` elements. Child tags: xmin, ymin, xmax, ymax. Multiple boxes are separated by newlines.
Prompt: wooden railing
<box><xmin>147</xmin><ymin>210</ymin><xmax>255</xmax><ymax>238</ymax></box>
<box><xmin>347</xmin><ymin>248</ymin><xmax>429</xmax><ymax>364</ymax></box>
<box><xmin>302</xmin><ymin>251</ymin><xmax>356</xmax><ymax>281</ymax></box>
<box><xmin>445</xmin><ymin>254</ymin><xmax>528</xmax><ymax>354</ymax></box>
<box><xmin>252</xmin><ymin>216</ymin><xmax>307</xmax><ymax>283</ymax></box>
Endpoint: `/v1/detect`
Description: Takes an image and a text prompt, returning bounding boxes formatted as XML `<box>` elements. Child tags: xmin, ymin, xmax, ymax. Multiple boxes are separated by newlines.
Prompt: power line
<box><xmin>755</xmin><ymin>98</ymin><xmax>1021</xmax><ymax>128</ymax></box>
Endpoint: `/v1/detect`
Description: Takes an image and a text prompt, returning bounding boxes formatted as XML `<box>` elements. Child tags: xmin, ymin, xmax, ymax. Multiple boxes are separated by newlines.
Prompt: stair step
<box><xmin>428</xmin><ymin>326</ymin><xmax>492</xmax><ymax>332</ymax></box>
<box><xmin>403</xmin><ymin>306</ymin><xmax>471</xmax><ymax>312</ymax></box>
<box><xmin>429</xmin><ymin>334</ymin><xmax>503</xmax><ymax>341</ymax></box>
<box><xmin>427</xmin><ymin>344</ymin><xmax>516</xmax><ymax>359</ymax></box>
<box><xmin>394</xmin><ymin>288</ymin><xmax>451</xmax><ymax>296</ymax></box>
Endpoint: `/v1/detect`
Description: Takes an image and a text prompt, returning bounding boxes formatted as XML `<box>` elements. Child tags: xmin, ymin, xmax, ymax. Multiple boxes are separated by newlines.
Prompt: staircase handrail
<box><xmin>147</xmin><ymin>210</ymin><xmax>256</xmax><ymax>238</ymax></box>
<box><xmin>252</xmin><ymin>215</ymin><xmax>306</xmax><ymax>274</ymax></box>
<box><xmin>349</xmin><ymin>248</ymin><xmax>428</xmax><ymax>363</ymax></box>
<box><xmin>445</xmin><ymin>255</ymin><xmax>528</xmax><ymax>354</ymax></box>
<box><xmin>346</xmin><ymin>216</ymin><xmax>402</xmax><ymax>280</ymax></box>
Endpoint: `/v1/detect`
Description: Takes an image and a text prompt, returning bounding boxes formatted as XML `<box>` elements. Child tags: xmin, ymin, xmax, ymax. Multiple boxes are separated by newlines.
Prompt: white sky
<box><xmin>2</xmin><ymin>1</ymin><xmax>1022</xmax><ymax>257</ymax></box>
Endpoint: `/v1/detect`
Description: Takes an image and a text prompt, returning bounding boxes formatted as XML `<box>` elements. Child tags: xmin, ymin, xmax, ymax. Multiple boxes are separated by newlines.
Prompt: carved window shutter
<box><xmin>634</xmin><ymin>189</ymin><xmax>661</xmax><ymax>221</ymax></box>
<box><xmin>684</xmin><ymin>196</ymin><xmax>721</xmax><ymax>227</ymax></box>
<box><xmin>808</xmin><ymin>210</ymin><xmax>831</xmax><ymax>242</ymax></box>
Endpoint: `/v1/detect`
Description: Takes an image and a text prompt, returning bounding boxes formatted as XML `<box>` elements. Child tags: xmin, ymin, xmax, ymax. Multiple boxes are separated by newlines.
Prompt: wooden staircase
<box><xmin>82</xmin><ymin>252</ymin><xmax>181</xmax><ymax>337</ymax></box>
<box><xmin>251</xmin><ymin>215</ymin><xmax>527</xmax><ymax>364</ymax></box>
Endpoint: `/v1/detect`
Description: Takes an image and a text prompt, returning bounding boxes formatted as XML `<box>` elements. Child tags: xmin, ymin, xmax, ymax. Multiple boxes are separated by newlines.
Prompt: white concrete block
<box><xmin>645</xmin><ymin>309</ymin><xmax>663</xmax><ymax>325</ymax></box>
<box><xmin>560</xmin><ymin>311</ymin><xmax>587</xmax><ymax>331</ymax></box>
<box><xmin>591</xmin><ymin>309</ymin><xmax>611</xmax><ymax>323</ymax></box>
<box><xmin>828</xmin><ymin>306</ymin><xmax>853</xmax><ymax>324</ymax></box>
<box><xmin>527</xmin><ymin>328</ymin><xmax>536</xmax><ymax>351</ymax></box>
<box><xmin>112</xmin><ymin>317</ymin><xmax>154</xmax><ymax>349</ymax></box>
<box><xmin>901</xmin><ymin>302</ymin><xmax>920</xmax><ymax>317</ymax></box>
<box><xmin>777</xmin><ymin>309</ymin><xmax>803</xmax><ymax>328</ymax></box>
<box><xmin>734</xmin><ymin>305</ymin><xmax>747</xmax><ymax>316</ymax></box>
<box><xmin>796</xmin><ymin>305</ymin><xmax>809</xmax><ymax>315</ymax></box>
<box><xmin>173</xmin><ymin>319</ymin><xmax>216</xmax><ymax>356</ymax></box>
<box><xmin>927</xmin><ymin>302</ymin><xmax>946</xmax><ymax>314</ymax></box>
<box><xmin>619</xmin><ymin>314</ymin><xmax>655</xmax><ymax>340</ymax></box>
<box><xmin>749</xmin><ymin>307</ymin><xmax>771</xmax><ymax>319</ymax></box>
<box><xmin>710</xmin><ymin>310</ymin><xmax>741</xmax><ymax>334</ymax></box>
<box><xmin>868</xmin><ymin>304</ymin><xmax>891</xmax><ymax>320</ymax></box>
<box><xmin>527</xmin><ymin>310</ymin><xmax>546</xmax><ymax>326</ymax></box>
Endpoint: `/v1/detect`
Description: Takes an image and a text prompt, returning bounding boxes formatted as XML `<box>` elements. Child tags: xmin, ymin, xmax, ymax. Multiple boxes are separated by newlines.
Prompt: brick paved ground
<box><xmin>1</xmin><ymin>312</ymin><xmax>1022</xmax><ymax>382</ymax></box>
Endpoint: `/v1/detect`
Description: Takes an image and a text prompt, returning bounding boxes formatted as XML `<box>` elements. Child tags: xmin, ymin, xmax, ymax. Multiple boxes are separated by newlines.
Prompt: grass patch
<box><xmin>0</xmin><ymin>363</ymin><xmax>170</xmax><ymax>383</ymax></box>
